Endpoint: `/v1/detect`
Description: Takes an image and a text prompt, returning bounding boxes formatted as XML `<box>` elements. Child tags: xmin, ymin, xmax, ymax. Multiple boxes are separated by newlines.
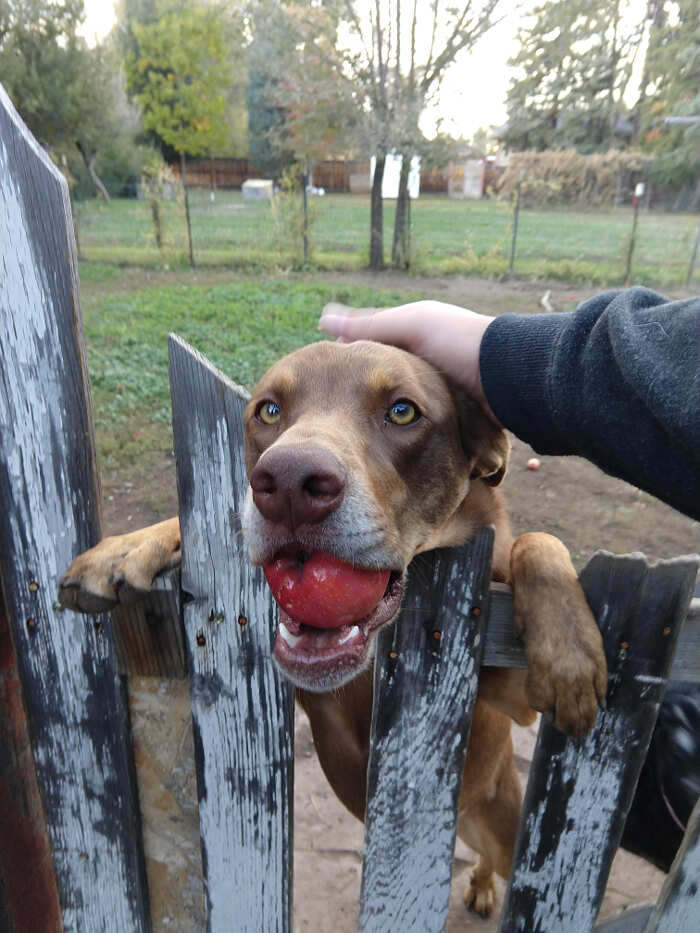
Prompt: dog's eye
<box><xmin>257</xmin><ymin>400</ymin><xmax>281</xmax><ymax>425</ymax></box>
<box><xmin>387</xmin><ymin>400</ymin><xmax>420</xmax><ymax>426</ymax></box>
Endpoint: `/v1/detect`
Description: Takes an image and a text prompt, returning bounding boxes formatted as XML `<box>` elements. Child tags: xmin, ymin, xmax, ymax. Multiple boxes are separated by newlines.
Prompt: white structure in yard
<box><xmin>242</xmin><ymin>178</ymin><xmax>274</xmax><ymax>200</ymax></box>
<box><xmin>448</xmin><ymin>158</ymin><xmax>486</xmax><ymax>199</ymax></box>
<box><xmin>370</xmin><ymin>153</ymin><xmax>421</xmax><ymax>199</ymax></box>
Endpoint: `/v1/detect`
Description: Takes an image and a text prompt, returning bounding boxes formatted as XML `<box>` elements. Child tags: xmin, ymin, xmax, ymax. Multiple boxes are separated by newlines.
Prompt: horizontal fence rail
<box><xmin>113</xmin><ymin>573</ymin><xmax>700</xmax><ymax>683</ymax></box>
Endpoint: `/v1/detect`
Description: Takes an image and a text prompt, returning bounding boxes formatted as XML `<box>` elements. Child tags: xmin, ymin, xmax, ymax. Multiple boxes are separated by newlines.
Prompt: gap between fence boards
<box><xmin>112</xmin><ymin>572</ymin><xmax>700</xmax><ymax>682</ymax></box>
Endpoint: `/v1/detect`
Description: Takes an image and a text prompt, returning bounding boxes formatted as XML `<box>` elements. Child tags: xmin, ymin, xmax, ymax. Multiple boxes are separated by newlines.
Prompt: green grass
<box><xmin>74</xmin><ymin>190</ymin><xmax>700</xmax><ymax>286</ymax></box>
<box><xmin>81</xmin><ymin>276</ymin><xmax>421</xmax><ymax>468</ymax></box>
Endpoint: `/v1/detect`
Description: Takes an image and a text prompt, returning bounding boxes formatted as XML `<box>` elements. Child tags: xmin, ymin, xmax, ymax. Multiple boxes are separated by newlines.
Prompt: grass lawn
<box><xmin>80</xmin><ymin>269</ymin><xmax>422</xmax><ymax>476</ymax></box>
<box><xmin>74</xmin><ymin>191</ymin><xmax>700</xmax><ymax>287</ymax></box>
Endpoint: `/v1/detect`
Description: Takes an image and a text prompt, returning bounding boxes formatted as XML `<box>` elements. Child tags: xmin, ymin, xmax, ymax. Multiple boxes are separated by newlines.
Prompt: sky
<box><xmin>78</xmin><ymin>0</ymin><xmax>646</xmax><ymax>141</ymax></box>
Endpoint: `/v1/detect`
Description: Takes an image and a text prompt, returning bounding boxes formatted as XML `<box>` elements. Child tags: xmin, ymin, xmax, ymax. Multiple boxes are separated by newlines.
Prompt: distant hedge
<box><xmin>496</xmin><ymin>150</ymin><xmax>650</xmax><ymax>207</ymax></box>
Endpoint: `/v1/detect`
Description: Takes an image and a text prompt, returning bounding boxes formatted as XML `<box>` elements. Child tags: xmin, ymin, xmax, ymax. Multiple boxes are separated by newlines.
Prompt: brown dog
<box><xmin>60</xmin><ymin>340</ymin><xmax>606</xmax><ymax>917</ymax></box>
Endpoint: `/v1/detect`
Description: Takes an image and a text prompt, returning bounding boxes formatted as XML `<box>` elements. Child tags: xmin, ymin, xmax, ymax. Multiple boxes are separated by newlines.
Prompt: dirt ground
<box><xmin>102</xmin><ymin>273</ymin><xmax>698</xmax><ymax>931</ymax></box>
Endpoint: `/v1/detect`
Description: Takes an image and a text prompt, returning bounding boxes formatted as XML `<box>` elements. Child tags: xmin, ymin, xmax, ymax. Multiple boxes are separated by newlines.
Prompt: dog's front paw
<box><xmin>511</xmin><ymin>532</ymin><xmax>607</xmax><ymax>737</ymax></box>
<box><xmin>523</xmin><ymin>620</ymin><xmax>607</xmax><ymax>737</ymax></box>
<box><xmin>463</xmin><ymin>864</ymin><xmax>496</xmax><ymax>917</ymax></box>
<box><xmin>59</xmin><ymin>517</ymin><xmax>181</xmax><ymax>613</ymax></box>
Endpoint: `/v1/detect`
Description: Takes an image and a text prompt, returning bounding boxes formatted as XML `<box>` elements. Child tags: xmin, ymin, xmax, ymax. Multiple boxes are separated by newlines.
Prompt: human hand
<box><xmin>319</xmin><ymin>300</ymin><xmax>498</xmax><ymax>423</ymax></box>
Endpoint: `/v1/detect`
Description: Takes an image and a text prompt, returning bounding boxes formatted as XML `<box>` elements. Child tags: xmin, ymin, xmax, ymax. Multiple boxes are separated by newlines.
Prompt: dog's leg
<box><xmin>458</xmin><ymin>752</ymin><xmax>520</xmax><ymax>917</ymax></box>
<box><xmin>510</xmin><ymin>532</ymin><xmax>607</xmax><ymax>736</ymax></box>
<box><xmin>296</xmin><ymin>671</ymin><xmax>374</xmax><ymax>823</ymax></box>
<box><xmin>457</xmin><ymin>701</ymin><xmax>521</xmax><ymax>918</ymax></box>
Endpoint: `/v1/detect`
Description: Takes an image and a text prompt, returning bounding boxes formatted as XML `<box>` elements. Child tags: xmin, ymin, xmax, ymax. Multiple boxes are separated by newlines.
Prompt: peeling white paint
<box><xmin>507</xmin><ymin>719</ymin><xmax>629</xmax><ymax>931</ymax></box>
<box><xmin>359</xmin><ymin>534</ymin><xmax>492</xmax><ymax>933</ymax></box>
<box><xmin>0</xmin><ymin>89</ymin><xmax>147</xmax><ymax>931</ymax></box>
<box><xmin>170</xmin><ymin>337</ymin><xmax>293</xmax><ymax>933</ymax></box>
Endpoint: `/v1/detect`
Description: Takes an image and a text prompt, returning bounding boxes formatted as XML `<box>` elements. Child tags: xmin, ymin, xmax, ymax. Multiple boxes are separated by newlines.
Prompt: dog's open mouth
<box><xmin>263</xmin><ymin>547</ymin><xmax>404</xmax><ymax>690</ymax></box>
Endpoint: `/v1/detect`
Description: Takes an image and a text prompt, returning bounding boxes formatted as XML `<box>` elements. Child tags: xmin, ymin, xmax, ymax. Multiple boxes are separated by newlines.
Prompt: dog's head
<box><xmin>242</xmin><ymin>340</ymin><xmax>508</xmax><ymax>691</ymax></box>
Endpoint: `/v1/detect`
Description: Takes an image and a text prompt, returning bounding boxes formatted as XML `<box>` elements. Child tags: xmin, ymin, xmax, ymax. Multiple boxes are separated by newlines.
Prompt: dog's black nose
<box><xmin>250</xmin><ymin>446</ymin><xmax>346</xmax><ymax>529</ymax></box>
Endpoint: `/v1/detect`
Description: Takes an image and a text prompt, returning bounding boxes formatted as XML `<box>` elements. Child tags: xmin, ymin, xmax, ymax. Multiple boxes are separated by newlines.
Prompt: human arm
<box><xmin>479</xmin><ymin>287</ymin><xmax>700</xmax><ymax>520</ymax></box>
<box><xmin>321</xmin><ymin>288</ymin><xmax>700</xmax><ymax>520</ymax></box>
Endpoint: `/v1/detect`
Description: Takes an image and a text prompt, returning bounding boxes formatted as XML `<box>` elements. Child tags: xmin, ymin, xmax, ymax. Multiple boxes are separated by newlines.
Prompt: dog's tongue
<box><xmin>263</xmin><ymin>550</ymin><xmax>390</xmax><ymax>628</ymax></box>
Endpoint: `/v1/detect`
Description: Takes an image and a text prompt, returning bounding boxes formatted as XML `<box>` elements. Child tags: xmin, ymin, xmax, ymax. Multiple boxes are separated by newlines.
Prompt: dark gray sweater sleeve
<box><xmin>479</xmin><ymin>287</ymin><xmax>700</xmax><ymax>520</ymax></box>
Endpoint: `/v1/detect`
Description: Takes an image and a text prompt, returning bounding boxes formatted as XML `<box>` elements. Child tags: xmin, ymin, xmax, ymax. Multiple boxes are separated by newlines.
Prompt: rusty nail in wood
<box><xmin>196</xmin><ymin>632</ymin><xmax>206</xmax><ymax>646</ymax></box>
<box><xmin>472</xmin><ymin>607</ymin><xmax>481</xmax><ymax>616</ymax></box>
<box><xmin>432</xmin><ymin>630</ymin><xmax>442</xmax><ymax>640</ymax></box>
<box><xmin>26</xmin><ymin>618</ymin><xmax>36</xmax><ymax>631</ymax></box>
<box><xmin>663</xmin><ymin>626</ymin><xmax>671</xmax><ymax>636</ymax></box>
<box><xmin>238</xmin><ymin>614</ymin><xmax>247</xmax><ymax>626</ymax></box>
<box><xmin>28</xmin><ymin>581</ymin><xmax>39</xmax><ymax>592</ymax></box>
<box><xmin>389</xmin><ymin>650</ymin><xmax>398</xmax><ymax>659</ymax></box>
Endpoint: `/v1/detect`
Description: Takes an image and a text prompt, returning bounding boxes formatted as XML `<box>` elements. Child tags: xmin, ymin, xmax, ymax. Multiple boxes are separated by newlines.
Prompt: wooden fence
<box><xmin>174</xmin><ymin>156</ymin><xmax>448</xmax><ymax>193</ymax></box>
<box><xmin>1</xmin><ymin>83</ymin><xmax>700</xmax><ymax>933</ymax></box>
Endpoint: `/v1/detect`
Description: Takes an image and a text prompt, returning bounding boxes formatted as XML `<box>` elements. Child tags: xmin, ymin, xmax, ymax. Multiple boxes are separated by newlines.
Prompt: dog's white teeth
<box><xmin>279</xmin><ymin>622</ymin><xmax>301</xmax><ymax>648</ymax></box>
<box><xmin>338</xmin><ymin>625</ymin><xmax>360</xmax><ymax>645</ymax></box>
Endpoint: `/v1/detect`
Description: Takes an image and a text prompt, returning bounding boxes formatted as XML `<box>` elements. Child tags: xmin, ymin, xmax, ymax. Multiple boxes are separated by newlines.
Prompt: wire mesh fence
<box><xmin>72</xmin><ymin>187</ymin><xmax>700</xmax><ymax>287</ymax></box>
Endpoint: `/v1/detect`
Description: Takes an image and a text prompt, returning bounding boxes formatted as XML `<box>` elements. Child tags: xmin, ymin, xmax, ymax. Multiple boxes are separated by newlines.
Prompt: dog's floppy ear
<box><xmin>452</xmin><ymin>386</ymin><xmax>510</xmax><ymax>487</ymax></box>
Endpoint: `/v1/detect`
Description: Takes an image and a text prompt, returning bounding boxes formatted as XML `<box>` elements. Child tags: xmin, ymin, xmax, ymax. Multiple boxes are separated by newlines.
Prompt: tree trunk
<box><xmin>180</xmin><ymin>151</ymin><xmax>195</xmax><ymax>268</ymax></box>
<box><xmin>369</xmin><ymin>149</ymin><xmax>386</xmax><ymax>270</ymax></box>
<box><xmin>150</xmin><ymin>198</ymin><xmax>163</xmax><ymax>251</ymax></box>
<box><xmin>302</xmin><ymin>158</ymin><xmax>309</xmax><ymax>265</ymax></box>
<box><xmin>76</xmin><ymin>142</ymin><xmax>111</xmax><ymax>204</ymax></box>
<box><xmin>391</xmin><ymin>153</ymin><xmax>412</xmax><ymax>269</ymax></box>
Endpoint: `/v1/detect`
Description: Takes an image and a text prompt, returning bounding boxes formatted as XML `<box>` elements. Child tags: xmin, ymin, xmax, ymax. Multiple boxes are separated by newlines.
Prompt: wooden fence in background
<box><xmin>174</xmin><ymin>156</ymin><xmax>449</xmax><ymax>193</ymax></box>
<box><xmin>1</xmin><ymin>82</ymin><xmax>700</xmax><ymax>933</ymax></box>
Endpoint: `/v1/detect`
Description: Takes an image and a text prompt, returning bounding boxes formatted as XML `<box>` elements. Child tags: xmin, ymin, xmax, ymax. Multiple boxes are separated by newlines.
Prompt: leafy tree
<box><xmin>119</xmin><ymin>0</ymin><xmax>247</xmax><ymax>158</ymax></box>
<box><xmin>70</xmin><ymin>39</ymin><xmax>143</xmax><ymax>201</ymax></box>
<box><xmin>246</xmin><ymin>60</ymin><xmax>294</xmax><ymax>178</ymax></box>
<box><xmin>0</xmin><ymin>0</ymin><xmax>141</xmax><ymax>199</ymax></box>
<box><xmin>114</xmin><ymin>0</ymin><xmax>158</xmax><ymax>61</ymax></box>
<box><xmin>0</xmin><ymin>0</ymin><xmax>85</xmax><ymax>145</ymax></box>
<box><xmin>127</xmin><ymin>1</ymin><xmax>231</xmax><ymax>265</ymax></box>
<box><xmin>639</xmin><ymin>0</ymin><xmax>700</xmax><ymax>202</ymax></box>
<box><xmin>505</xmin><ymin>0</ymin><xmax>645</xmax><ymax>153</ymax></box>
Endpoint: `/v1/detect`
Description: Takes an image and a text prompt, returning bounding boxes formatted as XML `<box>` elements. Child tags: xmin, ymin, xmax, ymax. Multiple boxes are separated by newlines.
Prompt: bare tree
<box><xmin>278</xmin><ymin>0</ymin><xmax>500</xmax><ymax>269</ymax></box>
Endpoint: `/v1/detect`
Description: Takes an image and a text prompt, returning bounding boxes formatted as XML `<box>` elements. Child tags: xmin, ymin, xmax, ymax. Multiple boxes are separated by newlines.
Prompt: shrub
<box><xmin>270</xmin><ymin>165</ymin><xmax>317</xmax><ymax>268</ymax></box>
<box><xmin>497</xmin><ymin>150</ymin><xmax>650</xmax><ymax>208</ymax></box>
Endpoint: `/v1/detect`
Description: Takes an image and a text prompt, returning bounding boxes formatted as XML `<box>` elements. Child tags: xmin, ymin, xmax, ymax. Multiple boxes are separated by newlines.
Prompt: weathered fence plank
<box><xmin>0</xmin><ymin>85</ymin><xmax>150</xmax><ymax>931</ymax></box>
<box><xmin>359</xmin><ymin>528</ymin><xmax>494</xmax><ymax>933</ymax></box>
<box><xmin>169</xmin><ymin>335</ymin><xmax>294</xmax><ymax>933</ymax></box>
<box><xmin>642</xmin><ymin>796</ymin><xmax>700</xmax><ymax>933</ymax></box>
<box><xmin>499</xmin><ymin>551</ymin><xmax>699</xmax><ymax>933</ymax></box>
